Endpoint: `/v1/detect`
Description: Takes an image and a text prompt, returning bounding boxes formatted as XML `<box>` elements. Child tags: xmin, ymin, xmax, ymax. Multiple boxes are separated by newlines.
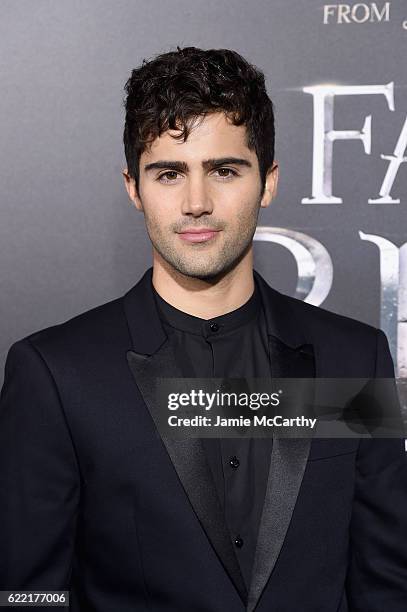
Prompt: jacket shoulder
<box><xmin>12</xmin><ymin>294</ymin><xmax>129</xmax><ymax>360</ymax></box>
<box><xmin>285</xmin><ymin>292</ymin><xmax>379</xmax><ymax>340</ymax></box>
<box><xmin>275</xmin><ymin>290</ymin><xmax>385</xmax><ymax>376</ymax></box>
<box><xmin>255</xmin><ymin>269</ymin><xmax>380</xmax><ymax>348</ymax></box>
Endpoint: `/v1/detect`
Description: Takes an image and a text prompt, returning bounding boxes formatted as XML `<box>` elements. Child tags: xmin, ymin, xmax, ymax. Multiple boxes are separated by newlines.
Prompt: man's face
<box><xmin>124</xmin><ymin>112</ymin><xmax>277</xmax><ymax>279</ymax></box>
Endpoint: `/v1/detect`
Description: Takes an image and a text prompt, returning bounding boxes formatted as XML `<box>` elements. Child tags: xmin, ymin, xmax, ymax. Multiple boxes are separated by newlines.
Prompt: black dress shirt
<box><xmin>153</xmin><ymin>279</ymin><xmax>273</xmax><ymax>587</ymax></box>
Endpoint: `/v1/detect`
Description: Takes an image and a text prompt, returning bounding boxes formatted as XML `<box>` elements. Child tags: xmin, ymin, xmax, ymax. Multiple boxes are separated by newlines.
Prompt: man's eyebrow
<box><xmin>143</xmin><ymin>157</ymin><xmax>252</xmax><ymax>173</ymax></box>
<box><xmin>203</xmin><ymin>157</ymin><xmax>252</xmax><ymax>170</ymax></box>
<box><xmin>144</xmin><ymin>160</ymin><xmax>188</xmax><ymax>173</ymax></box>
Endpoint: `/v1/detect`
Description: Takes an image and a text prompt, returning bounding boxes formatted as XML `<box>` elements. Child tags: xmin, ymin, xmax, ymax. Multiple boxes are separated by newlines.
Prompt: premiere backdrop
<box><xmin>0</xmin><ymin>1</ymin><xmax>406</xmax><ymax>387</ymax></box>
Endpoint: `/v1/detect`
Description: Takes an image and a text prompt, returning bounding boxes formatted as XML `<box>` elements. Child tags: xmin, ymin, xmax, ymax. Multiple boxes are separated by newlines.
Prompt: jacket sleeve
<box><xmin>0</xmin><ymin>338</ymin><xmax>80</xmax><ymax>592</ymax></box>
<box><xmin>346</xmin><ymin>329</ymin><xmax>407</xmax><ymax>610</ymax></box>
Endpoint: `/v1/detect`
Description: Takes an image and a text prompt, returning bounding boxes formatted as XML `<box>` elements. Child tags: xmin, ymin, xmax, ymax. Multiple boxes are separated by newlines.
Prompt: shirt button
<box><xmin>209</xmin><ymin>321</ymin><xmax>219</xmax><ymax>332</ymax></box>
<box><xmin>234</xmin><ymin>536</ymin><xmax>244</xmax><ymax>548</ymax></box>
<box><xmin>229</xmin><ymin>456</ymin><xmax>240</xmax><ymax>469</ymax></box>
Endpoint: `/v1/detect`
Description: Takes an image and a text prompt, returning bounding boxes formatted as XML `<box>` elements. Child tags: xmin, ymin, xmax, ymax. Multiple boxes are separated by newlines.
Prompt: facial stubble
<box><xmin>142</xmin><ymin>196</ymin><xmax>262</xmax><ymax>280</ymax></box>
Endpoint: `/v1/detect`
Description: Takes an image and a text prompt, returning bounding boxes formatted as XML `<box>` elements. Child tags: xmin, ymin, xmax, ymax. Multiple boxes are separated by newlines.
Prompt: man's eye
<box><xmin>215</xmin><ymin>168</ymin><xmax>237</xmax><ymax>178</ymax></box>
<box><xmin>157</xmin><ymin>171</ymin><xmax>180</xmax><ymax>183</ymax></box>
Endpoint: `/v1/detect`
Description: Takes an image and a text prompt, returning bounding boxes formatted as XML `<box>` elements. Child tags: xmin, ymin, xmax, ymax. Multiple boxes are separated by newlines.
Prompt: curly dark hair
<box><xmin>123</xmin><ymin>46</ymin><xmax>275</xmax><ymax>193</ymax></box>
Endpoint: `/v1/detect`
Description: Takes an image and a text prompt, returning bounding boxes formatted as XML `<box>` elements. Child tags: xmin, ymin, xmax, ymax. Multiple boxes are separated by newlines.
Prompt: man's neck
<box><xmin>151</xmin><ymin>255</ymin><xmax>255</xmax><ymax>320</ymax></box>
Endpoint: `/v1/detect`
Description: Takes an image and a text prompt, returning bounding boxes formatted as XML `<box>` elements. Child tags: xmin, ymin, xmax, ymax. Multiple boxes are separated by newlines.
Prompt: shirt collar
<box><xmin>153</xmin><ymin>278</ymin><xmax>261</xmax><ymax>338</ymax></box>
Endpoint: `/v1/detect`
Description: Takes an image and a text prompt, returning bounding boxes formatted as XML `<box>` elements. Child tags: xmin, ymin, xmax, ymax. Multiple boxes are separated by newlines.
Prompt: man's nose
<box><xmin>181</xmin><ymin>175</ymin><xmax>214</xmax><ymax>216</ymax></box>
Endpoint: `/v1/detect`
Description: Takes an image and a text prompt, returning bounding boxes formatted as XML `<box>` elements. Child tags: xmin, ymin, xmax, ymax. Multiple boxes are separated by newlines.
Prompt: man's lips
<box><xmin>177</xmin><ymin>229</ymin><xmax>221</xmax><ymax>243</ymax></box>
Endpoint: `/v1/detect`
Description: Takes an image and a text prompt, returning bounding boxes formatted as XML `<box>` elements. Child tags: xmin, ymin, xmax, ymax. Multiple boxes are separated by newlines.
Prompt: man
<box><xmin>0</xmin><ymin>47</ymin><xmax>406</xmax><ymax>612</ymax></box>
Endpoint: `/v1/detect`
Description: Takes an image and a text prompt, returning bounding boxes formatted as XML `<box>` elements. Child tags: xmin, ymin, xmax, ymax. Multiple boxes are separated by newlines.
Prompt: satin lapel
<box><xmin>247</xmin><ymin>336</ymin><xmax>315</xmax><ymax>612</ymax></box>
<box><xmin>126</xmin><ymin>341</ymin><xmax>248</xmax><ymax>606</ymax></box>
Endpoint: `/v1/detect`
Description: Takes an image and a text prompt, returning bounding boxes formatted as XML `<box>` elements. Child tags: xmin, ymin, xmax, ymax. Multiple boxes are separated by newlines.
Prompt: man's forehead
<box><xmin>142</xmin><ymin>112</ymin><xmax>251</xmax><ymax>160</ymax></box>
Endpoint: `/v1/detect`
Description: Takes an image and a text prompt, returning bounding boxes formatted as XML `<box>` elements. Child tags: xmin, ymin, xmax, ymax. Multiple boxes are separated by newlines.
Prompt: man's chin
<box><xmin>152</xmin><ymin>239</ymin><xmax>250</xmax><ymax>281</ymax></box>
<box><xmin>166</xmin><ymin>257</ymin><xmax>234</xmax><ymax>281</ymax></box>
<box><xmin>175</xmin><ymin>264</ymin><xmax>229</xmax><ymax>281</ymax></box>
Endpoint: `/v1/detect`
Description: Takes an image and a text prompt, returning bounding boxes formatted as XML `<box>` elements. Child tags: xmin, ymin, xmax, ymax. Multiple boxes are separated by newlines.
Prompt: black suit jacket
<box><xmin>1</xmin><ymin>267</ymin><xmax>406</xmax><ymax>612</ymax></box>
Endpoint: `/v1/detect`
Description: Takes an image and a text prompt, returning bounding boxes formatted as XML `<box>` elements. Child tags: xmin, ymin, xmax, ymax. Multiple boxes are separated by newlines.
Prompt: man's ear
<box><xmin>260</xmin><ymin>161</ymin><xmax>279</xmax><ymax>209</ymax></box>
<box><xmin>122</xmin><ymin>169</ymin><xmax>143</xmax><ymax>211</ymax></box>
